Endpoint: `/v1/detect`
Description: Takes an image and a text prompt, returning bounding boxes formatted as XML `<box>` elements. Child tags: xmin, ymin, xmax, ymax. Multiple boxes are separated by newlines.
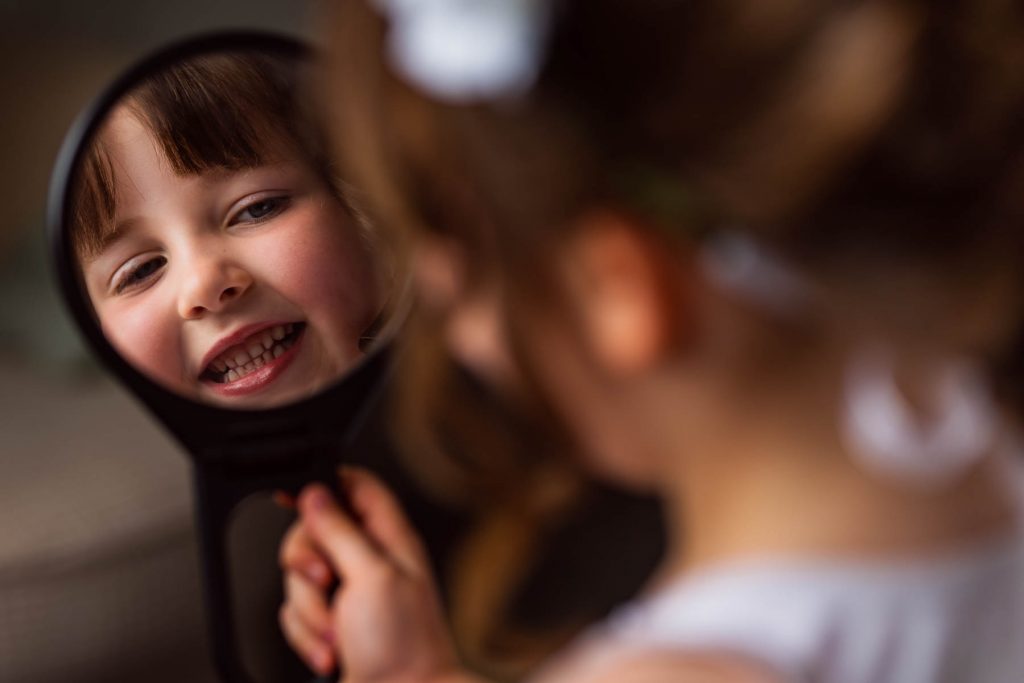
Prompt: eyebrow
<box><xmin>89</xmin><ymin>216</ymin><xmax>144</xmax><ymax>261</ymax></box>
<box><xmin>84</xmin><ymin>161</ymin><xmax>300</xmax><ymax>261</ymax></box>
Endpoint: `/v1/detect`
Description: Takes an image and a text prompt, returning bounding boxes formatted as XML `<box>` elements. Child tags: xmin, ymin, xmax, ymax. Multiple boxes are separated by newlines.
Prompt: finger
<box><xmin>340</xmin><ymin>467</ymin><xmax>430</xmax><ymax>576</ymax></box>
<box><xmin>279</xmin><ymin>602</ymin><xmax>336</xmax><ymax>675</ymax></box>
<box><xmin>297</xmin><ymin>483</ymin><xmax>382</xmax><ymax>578</ymax></box>
<box><xmin>283</xmin><ymin>571</ymin><xmax>335</xmax><ymax>643</ymax></box>
<box><xmin>279</xmin><ymin>521</ymin><xmax>334</xmax><ymax>588</ymax></box>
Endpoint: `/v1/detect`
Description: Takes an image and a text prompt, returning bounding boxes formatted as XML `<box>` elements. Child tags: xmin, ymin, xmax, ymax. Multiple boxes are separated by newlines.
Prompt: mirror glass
<box><xmin>62</xmin><ymin>44</ymin><xmax>397</xmax><ymax>409</ymax></box>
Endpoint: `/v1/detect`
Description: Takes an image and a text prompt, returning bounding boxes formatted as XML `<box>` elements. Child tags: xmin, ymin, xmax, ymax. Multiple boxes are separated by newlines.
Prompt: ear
<box><xmin>560</xmin><ymin>209</ymin><xmax>692</xmax><ymax>377</ymax></box>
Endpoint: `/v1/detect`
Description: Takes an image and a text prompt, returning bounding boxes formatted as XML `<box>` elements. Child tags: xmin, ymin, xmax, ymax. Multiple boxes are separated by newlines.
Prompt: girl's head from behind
<box><xmin>325</xmin><ymin>0</ymin><xmax>1024</xmax><ymax>488</ymax></box>
<box><xmin>72</xmin><ymin>50</ymin><xmax>384</xmax><ymax>408</ymax></box>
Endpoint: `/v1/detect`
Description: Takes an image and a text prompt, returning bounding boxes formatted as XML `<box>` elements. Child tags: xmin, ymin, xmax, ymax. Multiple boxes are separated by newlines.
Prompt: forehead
<box><xmin>102</xmin><ymin>102</ymin><xmax>297</xmax><ymax>181</ymax></box>
<box><xmin>90</xmin><ymin>105</ymin><xmax>304</xmax><ymax>237</ymax></box>
<box><xmin>72</xmin><ymin>50</ymin><xmax>318</xmax><ymax>261</ymax></box>
<box><xmin>101</xmin><ymin>107</ymin><xmax>172</xmax><ymax>198</ymax></box>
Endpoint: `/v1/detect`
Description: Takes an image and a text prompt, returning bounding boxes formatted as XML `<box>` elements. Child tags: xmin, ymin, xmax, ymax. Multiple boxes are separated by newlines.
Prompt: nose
<box><xmin>177</xmin><ymin>253</ymin><xmax>253</xmax><ymax>320</ymax></box>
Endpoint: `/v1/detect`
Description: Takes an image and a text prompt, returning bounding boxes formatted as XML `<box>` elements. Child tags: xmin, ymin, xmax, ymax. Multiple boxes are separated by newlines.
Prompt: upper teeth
<box><xmin>207</xmin><ymin>324</ymin><xmax>296</xmax><ymax>381</ymax></box>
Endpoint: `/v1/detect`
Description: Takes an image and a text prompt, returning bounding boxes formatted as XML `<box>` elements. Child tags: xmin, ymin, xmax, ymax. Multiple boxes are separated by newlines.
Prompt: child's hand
<box><xmin>278</xmin><ymin>468</ymin><xmax>461</xmax><ymax>683</ymax></box>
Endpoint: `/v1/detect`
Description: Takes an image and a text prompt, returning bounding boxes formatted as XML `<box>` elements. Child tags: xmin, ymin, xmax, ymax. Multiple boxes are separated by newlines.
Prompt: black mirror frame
<box><xmin>46</xmin><ymin>30</ymin><xmax>393</xmax><ymax>683</ymax></box>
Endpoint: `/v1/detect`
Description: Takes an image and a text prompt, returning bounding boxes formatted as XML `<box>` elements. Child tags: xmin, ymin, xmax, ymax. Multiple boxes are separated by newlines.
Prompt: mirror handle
<box><xmin>193</xmin><ymin>456</ymin><xmax>347</xmax><ymax>683</ymax></box>
<box><xmin>187</xmin><ymin>350</ymin><xmax>391</xmax><ymax>682</ymax></box>
<box><xmin>193</xmin><ymin>465</ymin><xmax>255</xmax><ymax>683</ymax></box>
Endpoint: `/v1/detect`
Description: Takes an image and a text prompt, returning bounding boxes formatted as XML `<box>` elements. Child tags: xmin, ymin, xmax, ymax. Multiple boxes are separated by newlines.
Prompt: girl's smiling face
<box><xmin>81</xmin><ymin>108</ymin><xmax>382</xmax><ymax>408</ymax></box>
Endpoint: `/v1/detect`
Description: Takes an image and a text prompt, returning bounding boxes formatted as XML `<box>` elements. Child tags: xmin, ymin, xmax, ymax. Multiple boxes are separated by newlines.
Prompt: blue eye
<box><xmin>115</xmin><ymin>255</ymin><xmax>166</xmax><ymax>294</ymax></box>
<box><xmin>231</xmin><ymin>196</ymin><xmax>290</xmax><ymax>225</ymax></box>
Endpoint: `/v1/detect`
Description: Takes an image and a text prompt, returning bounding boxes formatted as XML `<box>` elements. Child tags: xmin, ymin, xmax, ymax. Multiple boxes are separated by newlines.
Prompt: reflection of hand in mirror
<box><xmin>70</xmin><ymin>52</ymin><xmax>384</xmax><ymax>408</ymax></box>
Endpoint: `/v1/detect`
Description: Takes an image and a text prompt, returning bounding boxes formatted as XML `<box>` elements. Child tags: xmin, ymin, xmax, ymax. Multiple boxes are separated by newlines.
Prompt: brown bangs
<box><xmin>128</xmin><ymin>52</ymin><xmax>305</xmax><ymax>175</ymax></box>
<box><xmin>70</xmin><ymin>50</ymin><xmax>324</xmax><ymax>262</ymax></box>
<box><xmin>71</xmin><ymin>142</ymin><xmax>118</xmax><ymax>260</ymax></box>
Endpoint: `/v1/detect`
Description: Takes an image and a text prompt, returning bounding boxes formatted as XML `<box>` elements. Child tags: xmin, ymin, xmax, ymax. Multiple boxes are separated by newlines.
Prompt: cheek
<box><xmin>261</xmin><ymin>210</ymin><xmax>380</xmax><ymax>335</ymax></box>
<box><xmin>97</xmin><ymin>299</ymin><xmax>183</xmax><ymax>388</ymax></box>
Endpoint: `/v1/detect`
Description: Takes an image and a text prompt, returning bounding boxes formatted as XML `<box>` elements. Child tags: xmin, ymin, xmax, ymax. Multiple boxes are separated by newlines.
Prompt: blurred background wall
<box><xmin>0</xmin><ymin>2</ymin><xmax>321</xmax><ymax>681</ymax></box>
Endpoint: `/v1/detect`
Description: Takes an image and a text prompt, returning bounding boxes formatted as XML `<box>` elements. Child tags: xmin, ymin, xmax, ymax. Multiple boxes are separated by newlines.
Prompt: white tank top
<box><xmin>544</xmin><ymin>523</ymin><xmax>1024</xmax><ymax>682</ymax></box>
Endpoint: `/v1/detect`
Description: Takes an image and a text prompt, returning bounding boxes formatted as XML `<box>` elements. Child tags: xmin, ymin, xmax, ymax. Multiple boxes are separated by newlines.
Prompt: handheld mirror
<box><xmin>47</xmin><ymin>32</ymin><xmax>405</xmax><ymax>683</ymax></box>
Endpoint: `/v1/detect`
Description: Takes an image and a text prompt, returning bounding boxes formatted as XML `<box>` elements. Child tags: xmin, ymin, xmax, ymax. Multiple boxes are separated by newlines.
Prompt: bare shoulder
<box><xmin>541</xmin><ymin>650</ymin><xmax>786</xmax><ymax>683</ymax></box>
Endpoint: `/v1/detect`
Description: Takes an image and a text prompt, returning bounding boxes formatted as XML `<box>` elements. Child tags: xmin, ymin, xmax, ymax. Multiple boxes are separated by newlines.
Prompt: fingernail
<box><xmin>307</xmin><ymin>487</ymin><xmax>330</xmax><ymax>511</ymax></box>
<box><xmin>272</xmin><ymin>491</ymin><xmax>295</xmax><ymax>509</ymax></box>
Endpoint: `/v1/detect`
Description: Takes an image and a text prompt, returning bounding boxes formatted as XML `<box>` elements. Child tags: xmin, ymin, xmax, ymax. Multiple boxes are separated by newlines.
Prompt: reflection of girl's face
<box><xmin>82</xmin><ymin>109</ymin><xmax>381</xmax><ymax>408</ymax></box>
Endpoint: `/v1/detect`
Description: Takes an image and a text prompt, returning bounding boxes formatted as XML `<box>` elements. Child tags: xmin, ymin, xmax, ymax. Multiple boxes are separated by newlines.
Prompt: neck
<box><xmin>650</xmin><ymin>355</ymin><xmax>1019</xmax><ymax>586</ymax></box>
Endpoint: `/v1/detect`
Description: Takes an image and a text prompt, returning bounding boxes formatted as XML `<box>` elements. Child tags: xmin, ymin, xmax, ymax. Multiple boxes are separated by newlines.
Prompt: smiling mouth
<box><xmin>200</xmin><ymin>322</ymin><xmax>306</xmax><ymax>384</ymax></box>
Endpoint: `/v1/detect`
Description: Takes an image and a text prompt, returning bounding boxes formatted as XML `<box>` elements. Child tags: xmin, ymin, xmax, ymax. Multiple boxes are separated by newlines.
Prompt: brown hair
<box><xmin>70</xmin><ymin>50</ymin><xmax>340</xmax><ymax>261</ymax></box>
<box><xmin>326</xmin><ymin>0</ymin><xmax>1024</xmax><ymax>459</ymax></box>
<box><xmin>320</xmin><ymin>0</ymin><xmax>1024</xmax><ymax>670</ymax></box>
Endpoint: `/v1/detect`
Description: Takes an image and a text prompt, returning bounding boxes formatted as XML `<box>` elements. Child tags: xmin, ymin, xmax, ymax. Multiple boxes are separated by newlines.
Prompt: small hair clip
<box><xmin>698</xmin><ymin>231</ymin><xmax>816</xmax><ymax>317</ymax></box>
<box><xmin>840</xmin><ymin>348</ymin><xmax>999</xmax><ymax>489</ymax></box>
<box><xmin>374</xmin><ymin>0</ymin><xmax>552</xmax><ymax>104</ymax></box>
